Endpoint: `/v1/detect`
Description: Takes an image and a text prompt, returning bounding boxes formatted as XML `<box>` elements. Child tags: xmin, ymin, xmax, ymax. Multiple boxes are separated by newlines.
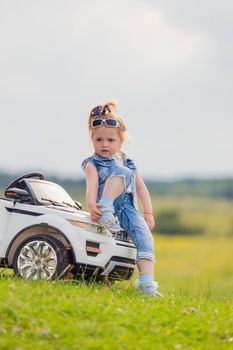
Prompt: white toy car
<box><xmin>0</xmin><ymin>172</ymin><xmax>136</xmax><ymax>281</ymax></box>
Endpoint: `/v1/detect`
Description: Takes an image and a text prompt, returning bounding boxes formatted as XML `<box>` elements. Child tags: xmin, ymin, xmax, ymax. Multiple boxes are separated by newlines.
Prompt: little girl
<box><xmin>82</xmin><ymin>101</ymin><xmax>163</xmax><ymax>298</ymax></box>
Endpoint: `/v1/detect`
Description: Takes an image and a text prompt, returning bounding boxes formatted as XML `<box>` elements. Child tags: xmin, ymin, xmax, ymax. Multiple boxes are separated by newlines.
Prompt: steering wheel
<box><xmin>4</xmin><ymin>172</ymin><xmax>45</xmax><ymax>194</ymax></box>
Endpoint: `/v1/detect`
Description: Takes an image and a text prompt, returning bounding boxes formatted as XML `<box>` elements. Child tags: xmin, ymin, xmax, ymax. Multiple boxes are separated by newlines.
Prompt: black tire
<box><xmin>13</xmin><ymin>235</ymin><xmax>70</xmax><ymax>280</ymax></box>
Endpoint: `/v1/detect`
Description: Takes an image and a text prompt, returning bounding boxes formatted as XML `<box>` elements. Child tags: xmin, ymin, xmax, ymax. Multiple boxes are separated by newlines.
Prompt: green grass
<box><xmin>0</xmin><ymin>274</ymin><xmax>232</xmax><ymax>350</ymax></box>
<box><xmin>153</xmin><ymin>196</ymin><xmax>233</xmax><ymax>237</ymax></box>
<box><xmin>0</xmin><ymin>196</ymin><xmax>233</xmax><ymax>349</ymax></box>
<box><xmin>0</xmin><ymin>234</ymin><xmax>233</xmax><ymax>350</ymax></box>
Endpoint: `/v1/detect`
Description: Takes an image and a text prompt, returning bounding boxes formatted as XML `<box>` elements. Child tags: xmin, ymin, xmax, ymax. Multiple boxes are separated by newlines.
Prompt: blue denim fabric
<box><xmin>114</xmin><ymin>193</ymin><xmax>155</xmax><ymax>262</ymax></box>
<box><xmin>82</xmin><ymin>153</ymin><xmax>155</xmax><ymax>262</ymax></box>
<box><xmin>82</xmin><ymin>153</ymin><xmax>137</xmax><ymax>205</ymax></box>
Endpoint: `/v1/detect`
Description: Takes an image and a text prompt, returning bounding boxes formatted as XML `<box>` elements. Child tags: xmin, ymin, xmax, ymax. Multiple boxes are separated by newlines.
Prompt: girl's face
<box><xmin>92</xmin><ymin>126</ymin><xmax>122</xmax><ymax>158</ymax></box>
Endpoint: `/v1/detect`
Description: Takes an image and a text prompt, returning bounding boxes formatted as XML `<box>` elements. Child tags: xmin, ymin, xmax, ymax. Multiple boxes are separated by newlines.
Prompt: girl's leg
<box><xmin>137</xmin><ymin>259</ymin><xmax>154</xmax><ymax>276</ymax></box>
<box><xmin>115</xmin><ymin>202</ymin><xmax>163</xmax><ymax>297</ymax></box>
<box><xmin>136</xmin><ymin>259</ymin><xmax>163</xmax><ymax>298</ymax></box>
<box><xmin>102</xmin><ymin>176</ymin><xmax>125</xmax><ymax>199</ymax></box>
<box><xmin>98</xmin><ymin>166</ymin><xmax>132</xmax><ymax>231</ymax></box>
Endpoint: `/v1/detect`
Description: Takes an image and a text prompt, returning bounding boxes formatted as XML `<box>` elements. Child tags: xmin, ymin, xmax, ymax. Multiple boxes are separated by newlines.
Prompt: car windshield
<box><xmin>28</xmin><ymin>180</ymin><xmax>77</xmax><ymax>208</ymax></box>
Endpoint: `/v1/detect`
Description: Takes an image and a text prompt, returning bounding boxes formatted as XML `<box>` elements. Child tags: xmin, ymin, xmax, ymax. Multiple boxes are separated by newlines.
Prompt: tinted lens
<box><xmin>92</xmin><ymin>119</ymin><xmax>103</xmax><ymax>128</ymax></box>
<box><xmin>105</xmin><ymin>119</ymin><xmax>118</xmax><ymax>127</ymax></box>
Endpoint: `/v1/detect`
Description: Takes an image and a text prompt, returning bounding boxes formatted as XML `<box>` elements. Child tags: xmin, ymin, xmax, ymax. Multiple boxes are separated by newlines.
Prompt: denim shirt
<box><xmin>82</xmin><ymin>153</ymin><xmax>137</xmax><ymax>204</ymax></box>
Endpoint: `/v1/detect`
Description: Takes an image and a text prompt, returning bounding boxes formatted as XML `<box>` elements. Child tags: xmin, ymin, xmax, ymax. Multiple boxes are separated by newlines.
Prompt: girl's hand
<box><xmin>89</xmin><ymin>203</ymin><xmax>102</xmax><ymax>222</ymax></box>
<box><xmin>143</xmin><ymin>213</ymin><xmax>155</xmax><ymax>231</ymax></box>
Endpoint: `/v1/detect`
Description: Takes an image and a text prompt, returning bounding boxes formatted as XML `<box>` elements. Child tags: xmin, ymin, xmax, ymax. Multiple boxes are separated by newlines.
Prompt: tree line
<box><xmin>0</xmin><ymin>171</ymin><xmax>232</xmax><ymax>200</ymax></box>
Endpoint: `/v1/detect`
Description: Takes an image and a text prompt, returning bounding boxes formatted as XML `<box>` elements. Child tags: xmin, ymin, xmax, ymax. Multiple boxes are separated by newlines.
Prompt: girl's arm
<box><xmin>136</xmin><ymin>171</ymin><xmax>155</xmax><ymax>230</ymax></box>
<box><xmin>84</xmin><ymin>162</ymin><xmax>102</xmax><ymax>221</ymax></box>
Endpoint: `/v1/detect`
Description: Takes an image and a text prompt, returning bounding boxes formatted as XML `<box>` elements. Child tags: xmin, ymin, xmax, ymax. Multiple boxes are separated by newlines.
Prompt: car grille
<box><xmin>74</xmin><ymin>261</ymin><xmax>135</xmax><ymax>281</ymax></box>
<box><xmin>110</xmin><ymin>256</ymin><xmax>135</xmax><ymax>265</ymax></box>
<box><xmin>107</xmin><ymin>265</ymin><xmax>135</xmax><ymax>280</ymax></box>
<box><xmin>111</xmin><ymin>230</ymin><xmax>133</xmax><ymax>243</ymax></box>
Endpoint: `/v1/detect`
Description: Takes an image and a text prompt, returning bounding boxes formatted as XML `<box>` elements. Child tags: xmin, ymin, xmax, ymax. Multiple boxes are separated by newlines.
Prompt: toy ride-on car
<box><xmin>0</xmin><ymin>172</ymin><xmax>136</xmax><ymax>281</ymax></box>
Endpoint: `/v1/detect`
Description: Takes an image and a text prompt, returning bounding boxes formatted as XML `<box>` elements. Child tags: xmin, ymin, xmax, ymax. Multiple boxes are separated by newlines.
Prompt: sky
<box><xmin>0</xmin><ymin>0</ymin><xmax>232</xmax><ymax>180</ymax></box>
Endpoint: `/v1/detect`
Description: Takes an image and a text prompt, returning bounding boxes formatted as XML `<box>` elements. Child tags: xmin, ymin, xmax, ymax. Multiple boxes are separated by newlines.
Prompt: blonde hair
<box><xmin>88</xmin><ymin>101</ymin><xmax>127</xmax><ymax>143</ymax></box>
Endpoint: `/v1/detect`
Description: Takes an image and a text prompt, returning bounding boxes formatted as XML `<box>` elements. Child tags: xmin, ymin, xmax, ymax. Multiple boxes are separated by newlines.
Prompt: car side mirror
<box><xmin>75</xmin><ymin>200</ymin><xmax>82</xmax><ymax>210</ymax></box>
<box><xmin>5</xmin><ymin>187</ymin><xmax>31</xmax><ymax>201</ymax></box>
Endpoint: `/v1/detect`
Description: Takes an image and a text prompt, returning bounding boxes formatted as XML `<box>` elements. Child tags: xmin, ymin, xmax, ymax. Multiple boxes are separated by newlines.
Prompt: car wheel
<box><xmin>13</xmin><ymin>235</ymin><xmax>70</xmax><ymax>280</ymax></box>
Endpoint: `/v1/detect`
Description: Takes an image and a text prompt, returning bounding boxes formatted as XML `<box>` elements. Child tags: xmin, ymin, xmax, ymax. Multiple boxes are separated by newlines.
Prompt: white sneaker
<box><xmin>135</xmin><ymin>280</ymin><xmax>164</xmax><ymax>298</ymax></box>
<box><xmin>99</xmin><ymin>209</ymin><xmax>122</xmax><ymax>232</ymax></box>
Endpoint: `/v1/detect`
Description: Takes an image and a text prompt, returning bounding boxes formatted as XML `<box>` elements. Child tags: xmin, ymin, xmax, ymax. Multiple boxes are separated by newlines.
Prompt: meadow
<box><xmin>0</xmin><ymin>196</ymin><xmax>232</xmax><ymax>349</ymax></box>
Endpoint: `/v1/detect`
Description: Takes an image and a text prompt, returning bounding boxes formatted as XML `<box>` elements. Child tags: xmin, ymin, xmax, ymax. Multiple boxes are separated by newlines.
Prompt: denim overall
<box><xmin>82</xmin><ymin>153</ymin><xmax>155</xmax><ymax>262</ymax></box>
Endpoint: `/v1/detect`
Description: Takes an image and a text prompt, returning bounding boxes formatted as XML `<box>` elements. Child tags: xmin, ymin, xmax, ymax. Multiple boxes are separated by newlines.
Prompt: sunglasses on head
<box><xmin>91</xmin><ymin>118</ymin><xmax>122</xmax><ymax>129</ymax></box>
<box><xmin>90</xmin><ymin>105</ymin><xmax>111</xmax><ymax>118</ymax></box>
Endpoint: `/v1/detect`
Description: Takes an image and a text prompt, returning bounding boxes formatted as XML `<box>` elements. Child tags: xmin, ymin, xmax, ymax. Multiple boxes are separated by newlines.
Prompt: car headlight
<box><xmin>67</xmin><ymin>219</ymin><xmax>111</xmax><ymax>236</ymax></box>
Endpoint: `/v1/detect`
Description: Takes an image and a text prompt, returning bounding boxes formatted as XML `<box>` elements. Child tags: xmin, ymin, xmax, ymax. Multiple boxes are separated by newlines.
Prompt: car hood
<box><xmin>45</xmin><ymin>205</ymin><xmax>96</xmax><ymax>225</ymax></box>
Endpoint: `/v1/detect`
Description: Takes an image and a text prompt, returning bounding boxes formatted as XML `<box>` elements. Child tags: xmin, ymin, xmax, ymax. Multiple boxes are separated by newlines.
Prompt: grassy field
<box><xmin>0</xmin><ymin>197</ymin><xmax>233</xmax><ymax>349</ymax></box>
<box><xmin>153</xmin><ymin>196</ymin><xmax>233</xmax><ymax>237</ymax></box>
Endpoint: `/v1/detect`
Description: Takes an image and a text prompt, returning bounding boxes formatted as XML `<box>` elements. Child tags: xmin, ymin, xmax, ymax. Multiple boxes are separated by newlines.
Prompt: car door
<box><xmin>0</xmin><ymin>199</ymin><xmax>14</xmax><ymax>257</ymax></box>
